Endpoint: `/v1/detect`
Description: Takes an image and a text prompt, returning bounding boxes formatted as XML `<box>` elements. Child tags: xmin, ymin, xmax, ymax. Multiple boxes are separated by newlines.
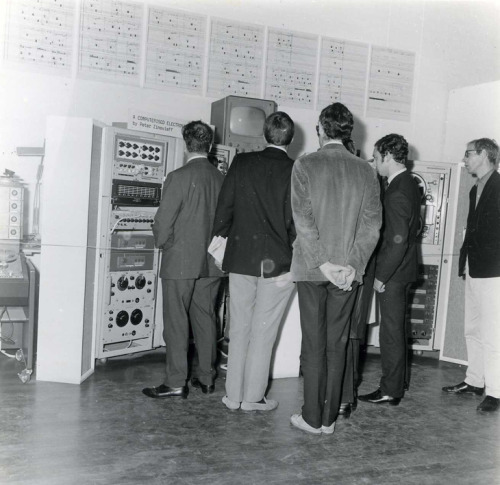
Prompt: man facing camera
<box><xmin>358</xmin><ymin>134</ymin><xmax>420</xmax><ymax>406</ymax></box>
<box><xmin>212</xmin><ymin>111</ymin><xmax>296</xmax><ymax>412</ymax></box>
<box><xmin>443</xmin><ymin>138</ymin><xmax>500</xmax><ymax>413</ymax></box>
<box><xmin>143</xmin><ymin>120</ymin><xmax>224</xmax><ymax>399</ymax></box>
<box><xmin>290</xmin><ymin>103</ymin><xmax>382</xmax><ymax>434</ymax></box>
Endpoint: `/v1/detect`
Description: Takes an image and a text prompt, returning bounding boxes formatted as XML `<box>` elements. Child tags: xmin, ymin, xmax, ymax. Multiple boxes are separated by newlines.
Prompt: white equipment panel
<box><xmin>94</xmin><ymin>127</ymin><xmax>177</xmax><ymax>360</ymax></box>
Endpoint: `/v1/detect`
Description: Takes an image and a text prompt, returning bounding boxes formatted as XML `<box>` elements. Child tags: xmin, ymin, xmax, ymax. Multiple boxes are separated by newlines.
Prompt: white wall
<box><xmin>443</xmin><ymin>80</ymin><xmax>500</xmax><ymax>162</ymax></box>
<box><xmin>1</xmin><ymin>0</ymin><xmax>499</xmax><ymax>197</ymax></box>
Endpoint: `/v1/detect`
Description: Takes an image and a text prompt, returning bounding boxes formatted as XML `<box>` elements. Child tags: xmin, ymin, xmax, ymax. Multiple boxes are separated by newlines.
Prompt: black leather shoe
<box><xmin>477</xmin><ymin>396</ymin><xmax>499</xmax><ymax>412</ymax></box>
<box><xmin>142</xmin><ymin>384</ymin><xmax>188</xmax><ymax>399</ymax></box>
<box><xmin>442</xmin><ymin>381</ymin><xmax>484</xmax><ymax>396</ymax></box>
<box><xmin>338</xmin><ymin>402</ymin><xmax>352</xmax><ymax>417</ymax></box>
<box><xmin>191</xmin><ymin>377</ymin><xmax>215</xmax><ymax>394</ymax></box>
<box><xmin>358</xmin><ymin>389</ymin><xmax>401</xmax><ymax>406</ymax></box>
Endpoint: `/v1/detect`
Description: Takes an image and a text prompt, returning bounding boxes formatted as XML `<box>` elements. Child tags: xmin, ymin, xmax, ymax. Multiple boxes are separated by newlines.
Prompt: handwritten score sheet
<box><xmin>265</xmin><ymin>28</ymin><xmax>318</xmax><ymax>108</ymax></box>
<box><xmin>367</xmin><ymin>46</ymin><xmax>415</xmax><ymax>121</ymax></box>
<box><xmin>207</xmin><ymin>18</ymin><xmax>264</xmax><ymax>99</ymax></box>
<box><xmin>4</xmin><ymin>0</ymin><xmax>74</xmax><ymax>72</ymax></box>
<box><xmin>79</xmin><ymin>0</ymin><xmax>143</xmax><ymax>83</ymax></box>
<box><xmin>145</xmin><ymin>7</ymin><xmax>206</xmax><ymax>94</ymax></box>
<box><xmin>318</xmin><ymin>38</ymin><xmax>369</xmax><ymax>114</ymax></box>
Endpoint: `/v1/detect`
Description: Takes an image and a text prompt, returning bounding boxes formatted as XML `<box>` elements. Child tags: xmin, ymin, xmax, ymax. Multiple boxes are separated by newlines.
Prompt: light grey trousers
<box><xmin>464</xmin><ymin>274</ymin><xmax>500</xmax><ymax>398</ymax></box>
<box><xmin>225</xmin><ymin>272</ymin><xmax>295</xmax><ymax>403</ymax></box>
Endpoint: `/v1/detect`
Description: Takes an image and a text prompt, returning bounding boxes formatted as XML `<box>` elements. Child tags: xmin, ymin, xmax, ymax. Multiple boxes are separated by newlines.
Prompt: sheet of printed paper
<box><xmin>79</xmin><ymin>0</ymin><xmax>142</xmax><ymax>83</ymax></box>
<box><xmin>207</xmin><ymin>18</ymin><xmax>264</xmax><ymax>98</ymax></box>
<box><xmin>367</xmin><ymin>46</ymin><xmax>415</xmax><ymax>121</ymax></box>
<box><xmin>145</xmin><ymin>7</ymin><xmax>206</xmax><ymax>94</ymax></box>
<box><xmin>318</xmin><ymin>38</ymin><xmax>369</xmax><ymax>115</ymax></box>
<box><xmin>4</xmin><ymin>0</ymin><xmax>74</xmax><ymax>72</ymax></box>
<box><xmin>265</xmin><ymin>29</ymin><xmax>317</xmax><ymax>108</ymax></box>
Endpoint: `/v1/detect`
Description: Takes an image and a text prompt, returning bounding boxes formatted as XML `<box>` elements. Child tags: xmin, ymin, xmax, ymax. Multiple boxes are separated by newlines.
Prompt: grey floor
<box><xmin>1</xmin><ymin>349</ymin><xmax>499</xmax><ymax>485</ymax></box>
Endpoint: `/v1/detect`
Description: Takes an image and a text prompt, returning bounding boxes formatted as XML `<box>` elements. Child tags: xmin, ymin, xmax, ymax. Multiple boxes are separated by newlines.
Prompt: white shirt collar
<box><xmin>387</xmin><ymin>167</ymin><xmax>407</xmax><ymax>185</ymax></box>
<box><xmin>267</xmin><ymin>144</ymin><xmax>288</xmax><ymax>153</ymax></box>
<box><xmin>323</xmin><ymin>140</ymin><xmax>343</xmax><ymax>147</ymax></box>
<box><xmin>186</xmin><ymin>154</ymin><xmax>207</xmax><ymax>162</ymax></box>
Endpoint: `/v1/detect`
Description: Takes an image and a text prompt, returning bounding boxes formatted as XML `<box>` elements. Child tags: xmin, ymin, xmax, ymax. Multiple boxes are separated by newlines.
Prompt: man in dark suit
<box><xmin>212</xmin><ymin>112</ymin><xmax>296</xmax><ymax>412</ymax></box>
<box><xmin>143</xmin><ymin>120</ymin><xmax>224</xmax><ymax>399</ymax></box>
<box><xmin>443</xmin><ymin>138</ymin><xmax>500</xmax><ymax>413</ymax></box>
<box><xmin>289</xmin><ymin>103</ymin><xmax>382</xmax><ymax>434</ymax></box>
<box><xmin>340</xmin><ymin>243</ymin><xmax>377</xmax><ymax>417</ymax></box>
<box><xmin>339</xmin><ymin>142</ymin><xmax>379</xmax><ymax>418</ymax></box>
<box><xmin>358</xmin><ymin>134</ymin><xmax>420</xmax><ymax>406</ymax></box>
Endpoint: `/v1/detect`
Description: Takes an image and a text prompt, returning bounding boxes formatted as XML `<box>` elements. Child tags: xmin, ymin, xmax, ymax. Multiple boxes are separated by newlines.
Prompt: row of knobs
<box><xmin>109</xmin><ymin>309</ymin><xmax>150</xmax><ymax>329</ymax></box>
<box><xmin>118</xmin><ymin>141</ymin><xmax>161</xmax><ymax>153</ymax></box>
<box><xmin>118</xmin><ymin>151</ymin><xmax>160</xmax><ymax>161</ymax></box>
<box><xmin>108</xmin><ymin>275</ymin><xmax>153</xmax><ymax>329</ymax></box>
<box><xmin>111</xmin><ymin>275</ymin><xmax>152</xmax><ymax>292</ymax></box>
<box><xmin>117</xmin><ymin>218</ymin><xmax>153</xmax><ymax>224</ymax></box>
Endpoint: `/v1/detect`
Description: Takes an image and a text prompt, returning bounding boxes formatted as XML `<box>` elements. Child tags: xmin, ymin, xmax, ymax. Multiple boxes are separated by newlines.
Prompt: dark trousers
<box><xmin>297</xmin><ymin>280</ymin><xmax>359</xmax><ymax>428</ymax></box>
<box><xmin>378</xmin><ymin>280</ymin><xmax>410</xmax><ymax>398</ymax></box>
<box><xmin>341</xmin><ymin>257</ymin><xmax>376</xmax><ymax>403</ymax></box>
<box><xmin>342</xmin><ymin>338</ymin><xmax>360</xmax><ymax>404</ymax></box>
<box><xmin>162</xmin><ymin>277</ymin><xmax>221</xmax><ymax>388</ymax></box>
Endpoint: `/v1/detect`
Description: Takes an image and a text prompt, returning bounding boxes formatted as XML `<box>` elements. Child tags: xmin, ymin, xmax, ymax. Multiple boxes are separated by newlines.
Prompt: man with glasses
<box><xmin>289</xmin><ymin>103</ymin><xmax>382</xmax><ymax>434</ymax></box>
<box><xmin>443</xmin><ymin>138</ymin><xmax>500</xmax><ymax>413</ymax></box>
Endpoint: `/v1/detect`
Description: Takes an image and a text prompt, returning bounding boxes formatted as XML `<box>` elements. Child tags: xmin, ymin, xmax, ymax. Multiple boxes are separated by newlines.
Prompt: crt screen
<box><xmin>229</xmin><ymin>106</ymin><xmax>266</xmax><ymax>137</ymax></box>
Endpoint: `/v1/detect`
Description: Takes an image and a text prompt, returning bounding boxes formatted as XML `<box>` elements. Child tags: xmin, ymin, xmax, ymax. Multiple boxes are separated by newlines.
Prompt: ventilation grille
<box><xmin>116</xmin><ymin>184</ymin><xmax>157</xmax><ymax>199</ymax></box>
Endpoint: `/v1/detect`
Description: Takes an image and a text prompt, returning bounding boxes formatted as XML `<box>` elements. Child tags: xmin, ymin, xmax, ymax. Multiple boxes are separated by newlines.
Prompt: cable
<box><xmin>109</xmin><ymin>214</ymin><xmax>130</xmax><ymax>235</ymax></box>
<box><xmin>102</xmin><ymin>339</ymin><xmax>133</xmax><ymax>352</ymax></box>
<box><xmin>0</xmin><ymin>308</ymin><xmax>15</xmax><ymax>344</ymax></box>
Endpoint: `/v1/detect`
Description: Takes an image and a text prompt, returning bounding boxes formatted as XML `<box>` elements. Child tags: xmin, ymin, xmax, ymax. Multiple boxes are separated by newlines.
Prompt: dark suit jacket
<box><xmin>375</xmin><ymin>169</ymin><xmax>421</xmax><ymax>285</ymax></box>
<box><xmin>153</xmin><ymin>156</ymin><xmax>224</xmax><ymax>279</ymax></box>
<box><xmin>212</xmin><ymin>147</ymin><xmax>295</xmax><ymax>278</ymax></box>
<box><xmin>459</xmin><ymin>169</ymin><xmax>500</xmax><ymax>278</ymax></box>
<box><xmin>291</xmin><ymin>144</ymin><xmax>382</xmax><ymax>282</ymax></box>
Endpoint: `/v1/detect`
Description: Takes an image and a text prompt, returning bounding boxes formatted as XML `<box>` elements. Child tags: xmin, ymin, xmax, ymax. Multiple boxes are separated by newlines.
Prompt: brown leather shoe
<box><xmin>442</xmin><ymin>381</ymin><xmax>484</xmax><ymax>396</ymax></box>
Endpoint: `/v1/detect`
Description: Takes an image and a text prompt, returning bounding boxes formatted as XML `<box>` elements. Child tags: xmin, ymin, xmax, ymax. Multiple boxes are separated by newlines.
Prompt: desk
<box><xmin>0</xmin><ymin>256</ymin><xmax>36</xmax><ymax>382</ymax></box>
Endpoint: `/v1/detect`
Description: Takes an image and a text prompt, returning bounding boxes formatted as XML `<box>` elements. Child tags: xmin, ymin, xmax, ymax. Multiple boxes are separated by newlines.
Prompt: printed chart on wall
<box><xmin>4</xmin><ymin>0</ymin><xmax>74</xmax><ymax>72</ymax></box>
<box><xmin>207</xmin><ymin>18</ymin><xmax>264</xmax><ymax>99</ymax></box>
<box><xmin>79</xmin><ymin>0</ymin><xmax>142</xmax><ymax>83</ymax></box>
<box><xmin>318</xmin><ymin>38</ymin><xmax>369</xmax><ymax>115</ymax></box>
<box><xmin>265</xmin><ymin>29</ymin><xmax>317</xmax><ymax>109</ymax></box>
<box><xmin>367</xmin><ymin>46</ymin><xmax>415</xmax><ymax>121</ymax></box>
<box><xmin>145</xmin><ymin>7</ymin><xmax>206</xmax><ymax>95</ymax></box>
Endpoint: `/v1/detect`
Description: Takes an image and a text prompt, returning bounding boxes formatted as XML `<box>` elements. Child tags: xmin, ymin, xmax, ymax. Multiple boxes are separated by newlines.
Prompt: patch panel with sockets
<box><xmin>113</xmin><ymin>136</ymin><xmax>166</xmax><ymax>183</ymax></box>
<box><xmin>109</xmin><ymin>210</ymin><xmax>155</xmax><ymax>233</ymax></box>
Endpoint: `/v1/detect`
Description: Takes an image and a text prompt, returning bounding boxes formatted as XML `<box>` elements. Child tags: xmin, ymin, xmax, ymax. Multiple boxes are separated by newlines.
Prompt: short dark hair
<box><xmin>264</xmin><ymin>111</ymin><xmax>294</xmax><ymax>146</ymax></box>
<box><xmin>470</xmin><ymin>138</ymin><xmax>499</xmax><ymax>166</ymax></box>
<box><xmin>318</xmin><ymin>103</ymin><xmax>353</xmax><ymax>141</ymax></box>
<box><xmin>182</xmin><ymin>120</ymin><xmax>213</xmax><ymax>153</ymax></box>
<box><xmin>375</xmin><ymin>134</ymin><xmax>409</xmax><ymax>164</ymax></box>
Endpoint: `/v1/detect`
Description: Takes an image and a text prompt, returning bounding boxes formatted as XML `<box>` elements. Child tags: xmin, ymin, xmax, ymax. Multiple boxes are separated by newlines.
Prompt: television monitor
<box><xmin>211</xmin><ymin>96</ymin><xmax>277</xmax><ymax>153</ymax></box>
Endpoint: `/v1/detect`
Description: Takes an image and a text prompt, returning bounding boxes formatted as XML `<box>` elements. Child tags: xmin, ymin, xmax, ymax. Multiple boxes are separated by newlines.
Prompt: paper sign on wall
<box><xmin>128</xmin><ymin>110</ymin><xmax>187</xmax><ymax>137</ymax></box>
